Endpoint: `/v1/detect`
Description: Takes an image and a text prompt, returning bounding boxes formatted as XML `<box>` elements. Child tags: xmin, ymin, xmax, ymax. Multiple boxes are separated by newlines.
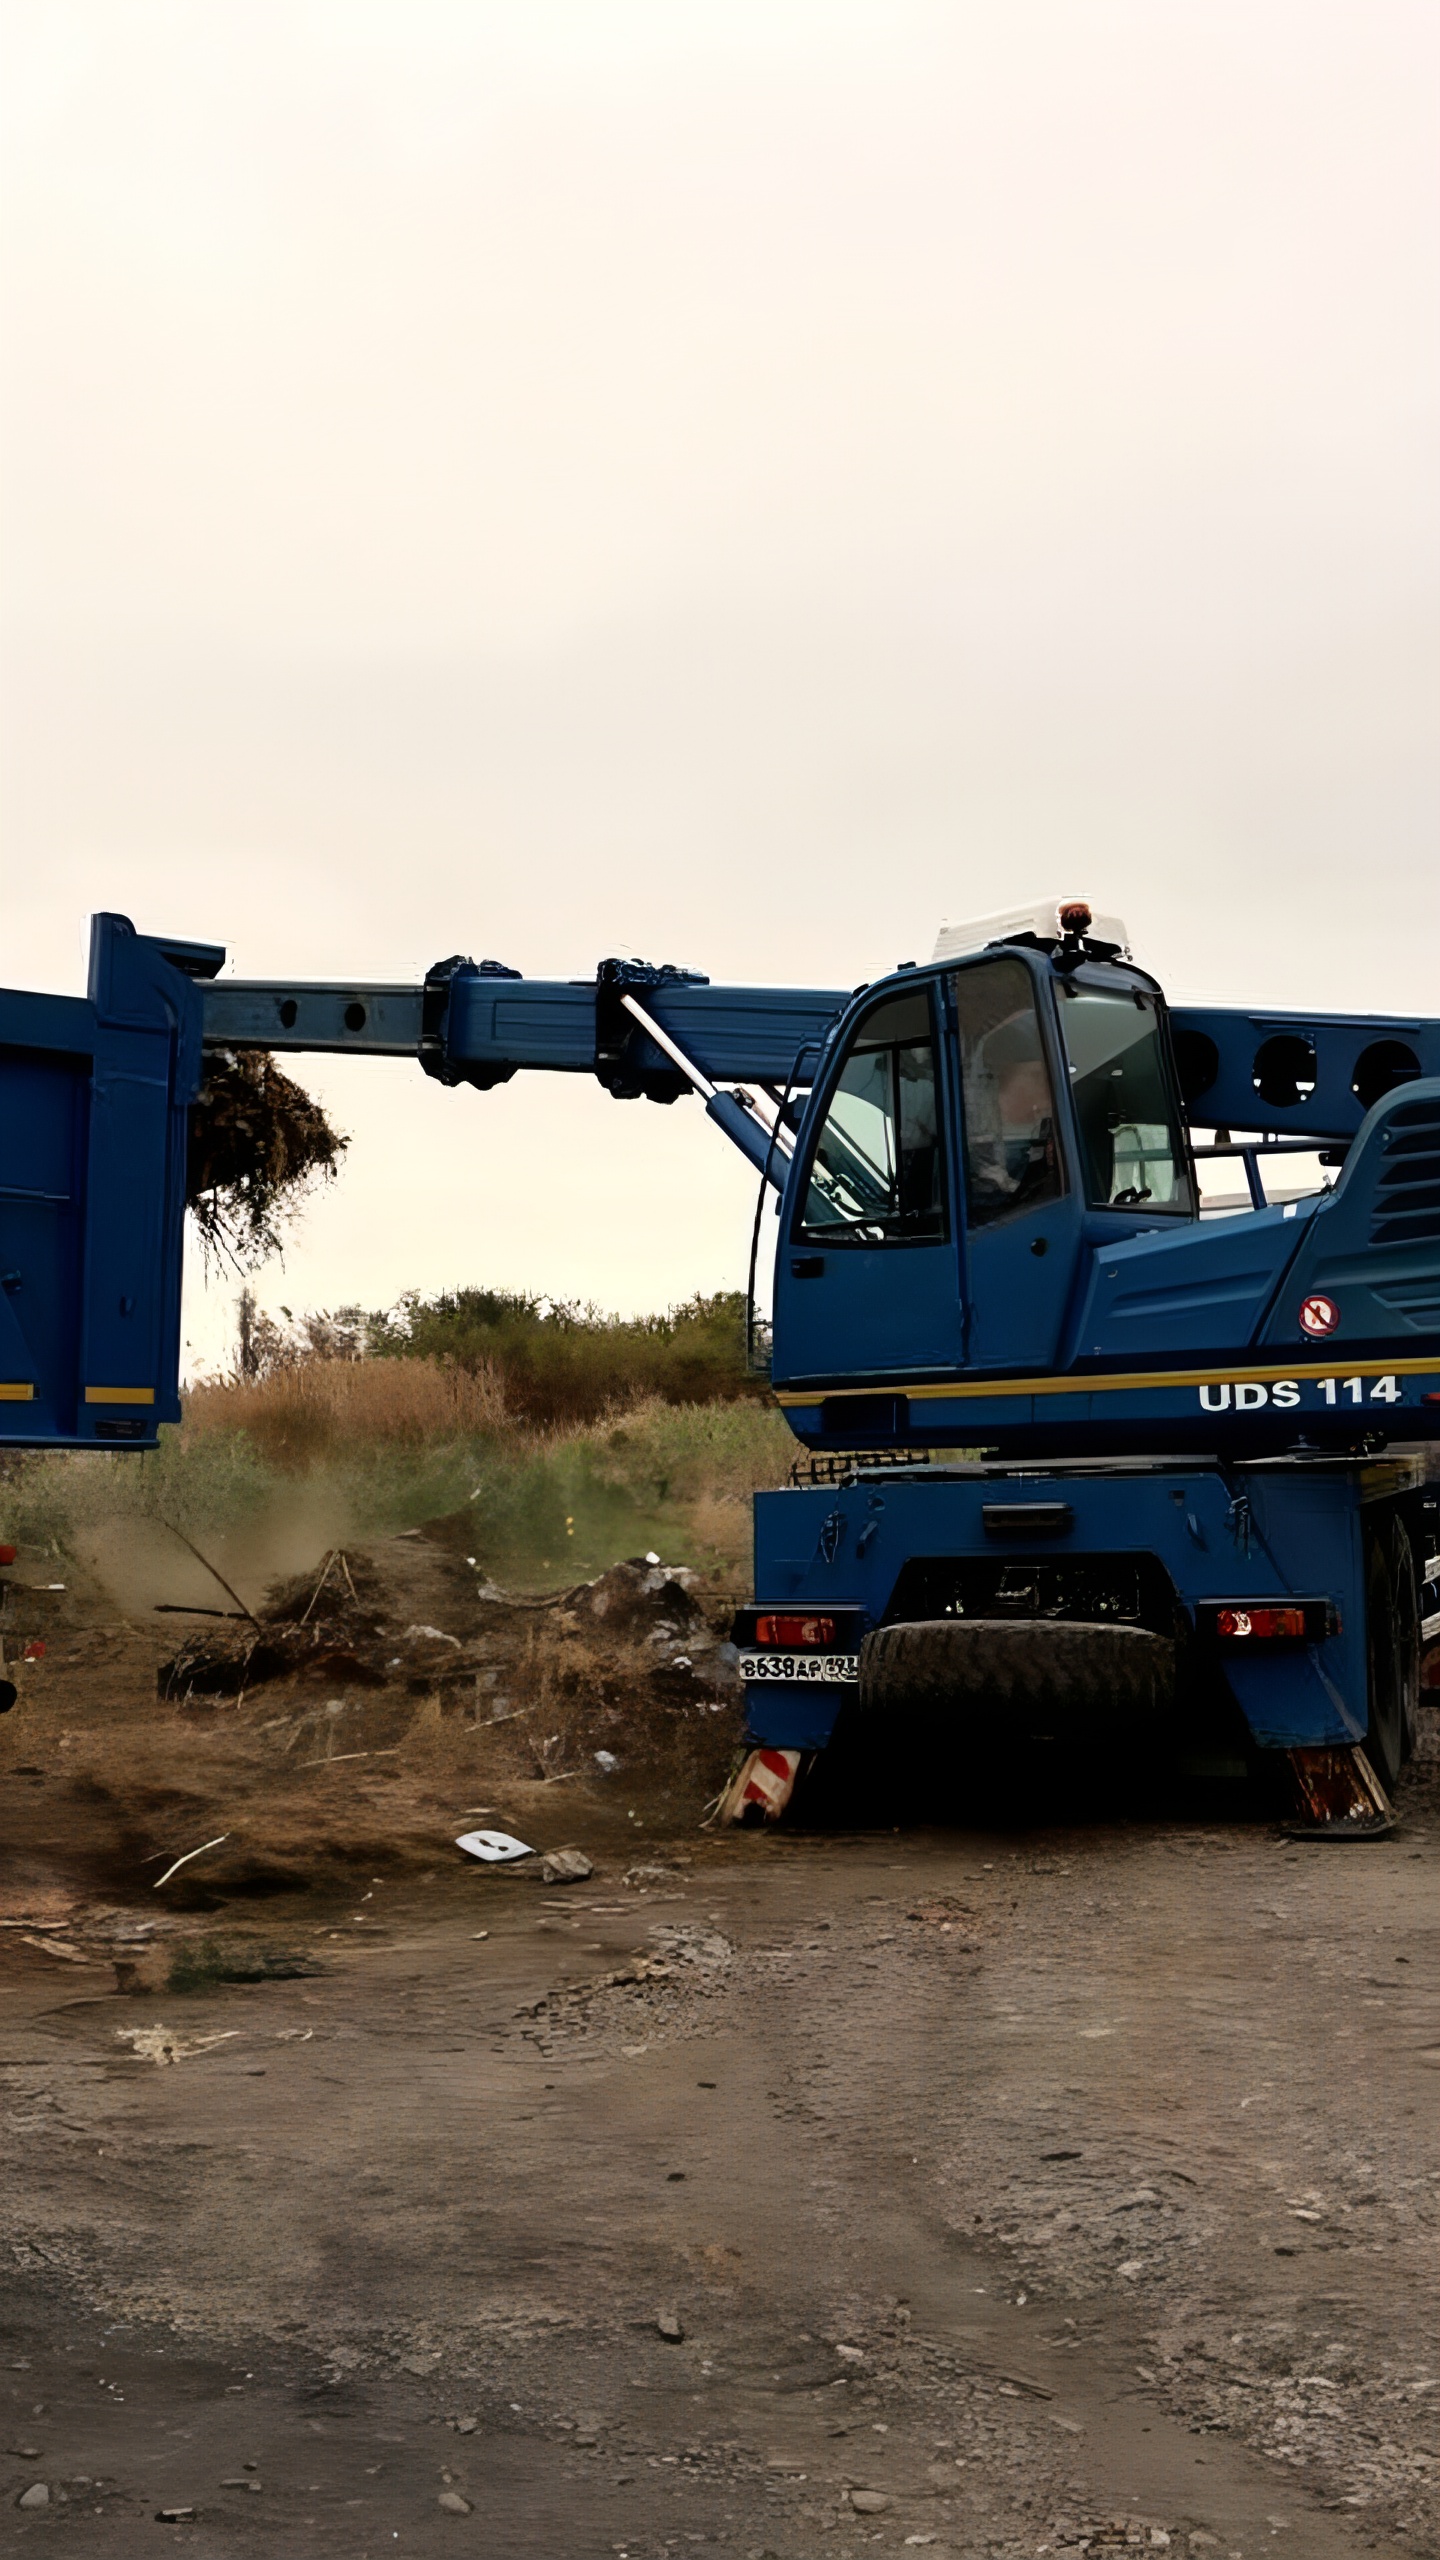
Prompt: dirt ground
<box><xmin>1</xmin><ymin>1528</ymin><xmax>1438</xmax><ymax>2558</ymax></box>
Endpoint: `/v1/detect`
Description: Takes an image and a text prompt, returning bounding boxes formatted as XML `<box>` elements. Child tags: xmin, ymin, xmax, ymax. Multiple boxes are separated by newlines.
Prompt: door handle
<box><xmin>790</xmin><ymin>1257</ymin><xmax>825</xmax><ymax>1279</ymax></box>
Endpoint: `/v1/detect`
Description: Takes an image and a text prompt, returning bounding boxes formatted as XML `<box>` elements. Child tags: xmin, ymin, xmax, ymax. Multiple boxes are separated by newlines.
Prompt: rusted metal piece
<box><xmin>1284</xmin><ymin>1744</ymin><xmax>1396</xmax><ymax>1840</ymax></box>
<box><xmin>719</xmin><ymin>1746</ymin><xmax>801</xmax><ymax>1825</ymax></box>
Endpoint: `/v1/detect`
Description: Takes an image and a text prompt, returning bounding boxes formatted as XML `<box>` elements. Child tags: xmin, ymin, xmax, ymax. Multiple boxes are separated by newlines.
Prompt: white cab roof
<box><xmin>932</xmin><ymin>898</ymin><xmax>1132</xmax><ymax>964</ymax></box>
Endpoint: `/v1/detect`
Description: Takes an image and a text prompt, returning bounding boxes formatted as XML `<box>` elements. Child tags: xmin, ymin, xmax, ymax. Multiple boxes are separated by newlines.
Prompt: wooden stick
<box><xmin>299</xmin><ymin>1551</ymin><xmax>337</xmax><ymax>1626</ymax></box>
<box><xmin>152</xmin><ymin>1833</ymin><xmax>230</xmax><ymax>1891</ymax></box>
<box><xmin>159</xmin><ymin>1521</ymin><xmax>260</xmax><ymax>1628</ymax></box>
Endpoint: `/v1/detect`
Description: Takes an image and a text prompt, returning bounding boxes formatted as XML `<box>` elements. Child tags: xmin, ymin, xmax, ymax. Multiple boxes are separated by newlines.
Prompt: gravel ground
<box><xmin>1</xmin><ymin>1713</ymin><xmax>1437</xmax><ymax>2556</ymax></box>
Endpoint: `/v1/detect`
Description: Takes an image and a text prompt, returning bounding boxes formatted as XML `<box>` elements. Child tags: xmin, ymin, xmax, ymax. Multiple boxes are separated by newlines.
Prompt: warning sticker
<box><xmin>1298</xmin><ymin>1294</ymin><xmax>1340</xmax><ymax>1339</ymax></box>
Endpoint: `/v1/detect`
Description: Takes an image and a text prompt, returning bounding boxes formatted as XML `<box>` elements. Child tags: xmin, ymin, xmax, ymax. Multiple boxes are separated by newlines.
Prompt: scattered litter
<box><xmin>594</xmin><ymin>1749</ymin><xmax>619</xmax><ymax>1773</ymax></box>
<box><xmin>155</xmin><ymin>2507</ymin><xmax>195</xmax><ymax>2523</ymax></box>
<box><xmin>471</xmin><ymin>1930</ymin><xmax>489</xmax><ymax>1941</ymax></box>
<box><xmin>539</xmin><ymin>1849</ymin><xmax>593</xmax><ymax>1885</ymax></box>
<box><xmin>116</xmin><ymin>2025</ymin><xmax>241</xmax><ymax>2066</ymax></box>
<box><xmin>152</xmin><ymin>1834</ymin><xmax>230</xmax><ymax>1891</ymax></box>
<box><xmin>405</xmin><ymin>1624</ymin><xmax>461</xmax><ymax>1648</ymax></box>
<box><xmin>455</xmin><ymin>1829</ymin><xmax>534</xmax><ymax>1864</ymax></box>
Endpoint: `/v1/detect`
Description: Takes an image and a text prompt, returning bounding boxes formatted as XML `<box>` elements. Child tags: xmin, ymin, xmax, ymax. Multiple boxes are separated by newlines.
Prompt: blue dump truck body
<box><xmin>0</xmin><ymin>917</ymin><xmax>214</xmax><ymax>1449</ymax></box>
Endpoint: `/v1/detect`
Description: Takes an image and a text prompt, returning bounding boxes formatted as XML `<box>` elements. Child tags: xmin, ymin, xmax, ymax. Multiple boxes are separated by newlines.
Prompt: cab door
<box><xmin>950</xmin><ymin>952</ymin><xmax>1073</xmax><ymax>1373</ymax></box>
<box><xmin>771</xmin><ymin>980</ymin><xmax>963</xmax><ymax>1386</ymax></box>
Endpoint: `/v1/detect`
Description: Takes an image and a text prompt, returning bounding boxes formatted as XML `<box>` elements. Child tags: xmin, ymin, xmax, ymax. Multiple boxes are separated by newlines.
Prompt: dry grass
<box><xmin>184</xmin><ymin>1355</ymin><xmax>510</xmax><ymax>1466</ymax></box>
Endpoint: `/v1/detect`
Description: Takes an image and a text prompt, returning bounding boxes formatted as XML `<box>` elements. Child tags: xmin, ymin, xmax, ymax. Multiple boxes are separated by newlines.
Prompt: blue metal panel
<box><xmin>202</xmin><ymin>980</ymin><xmax>422</xmax><ymax>1056</ymax></box>
<box><xmin>205</xmin><ymin>963</ymin><xmax>849</xmax><ymax>1088</ymax></box>
<box><xmin>0</xmin><ymin>1022</ymin><xmax>87</xmax><ymax>1436</ymax></box>
<box><xmin>1259</xmin><ymin>1081</ymin><xmax>1440</xmax><ymax>1350</ymax></box>
<box><xmin>0</xmin><ymin>918</ymin><xmax>208</xmax><ymax>1449</ymax></box>
<box><xmin>772</xmin><ymin>1239</ymin><xmax>966</xmax><ymax>1382</ymax></box>
<box><xmin>746</xmin><ymin>1461</ymin><xmax>1379</xmax><ymax>1753</ymax></box>
<box><xmin>1170</xmin><ymin>1005</ymin><xmax>1440</xmax><ymax>1141</ymax></box>
<box><xmin>1064</xmin><ymin>1196</ymin><xmax>1317</xmax><ymax>1364</ymax></box>
<box><xmin>448</xmin><ymin>977</ymin><xmax>597</xmax><ymax>1072</ymax></box>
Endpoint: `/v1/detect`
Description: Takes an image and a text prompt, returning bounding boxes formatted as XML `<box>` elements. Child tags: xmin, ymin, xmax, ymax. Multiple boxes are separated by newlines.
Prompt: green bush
<box><xmin>366</xmin><ymin>1286</ymin><xmax>765</xmax><ymax>1426</ymax></box>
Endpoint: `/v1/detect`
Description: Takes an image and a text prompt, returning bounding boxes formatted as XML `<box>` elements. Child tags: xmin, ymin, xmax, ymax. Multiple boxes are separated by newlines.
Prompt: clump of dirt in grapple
<box><xmin>187</xmin><ymin>1048</ymin><xmax>347</xmax><ymax>1268</ymax></box>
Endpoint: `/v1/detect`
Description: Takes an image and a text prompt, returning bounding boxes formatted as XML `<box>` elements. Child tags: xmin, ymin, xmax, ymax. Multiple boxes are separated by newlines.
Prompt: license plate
<box><xmin>738</xmin><ymin>1651</ymin><xmax>859</xmax><ymax>1685</ymax></box>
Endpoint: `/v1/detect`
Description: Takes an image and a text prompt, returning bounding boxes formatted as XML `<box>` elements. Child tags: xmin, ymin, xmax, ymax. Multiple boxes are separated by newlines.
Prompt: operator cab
<box><xmin>771</xmin><ymin>901</ymin><xmax>1195</xmax><ymax>1416</ymax></box>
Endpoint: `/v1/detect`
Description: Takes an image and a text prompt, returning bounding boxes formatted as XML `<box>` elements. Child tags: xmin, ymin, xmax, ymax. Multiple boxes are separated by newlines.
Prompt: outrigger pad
<box><xmin>1284</xmin><ymin>1744</ymin><xmax>1396</xmax><ymax>1840</ymax></box>
<box><xmin>718</xmin><ymin>1747</ymin><xmax>801</xmax><ymax>1825</ymax></box>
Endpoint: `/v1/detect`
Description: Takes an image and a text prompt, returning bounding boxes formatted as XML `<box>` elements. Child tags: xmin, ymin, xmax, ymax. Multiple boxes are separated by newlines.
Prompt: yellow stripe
<box><xmin>777</xmin><ymin>1352</ymin><xmax>1440</xmax><ymax>1410</ymax></box>
<box><xmin>0</xmin><ymin>1383</ymin><xmax>35</xmax><ymax>1401</ymax></box>
<box><xmin>84</xmin><ymin>1386</ymin><xmax>156</xmax><ymax>1406</ymax></box>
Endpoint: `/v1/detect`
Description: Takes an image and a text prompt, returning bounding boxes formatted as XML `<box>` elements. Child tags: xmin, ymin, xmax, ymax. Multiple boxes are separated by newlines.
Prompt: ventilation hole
<box><xmin>343</xmin><ymin>1002</ymin><xmax>368</xmax><ymax>1033</ymax></box>
<box><xmin>1171</xmin><ymin>1028</ymin><xmax>1219</xmax><ymax>1106</ymax></box>
<box><xmin>1351</xmin><ymin>1038</ymin><xmax>1421</xmax><ymax>1112</ymax></box>
<box><xmin>1252</xmin><ymin>1033</ymin><xmax>1316</xmax><ymax>1109</ymax></box>
<box><xmin>277</xmin><ymin>998</ymin><xmax>298</xmax><ymax>1029</ymax></box>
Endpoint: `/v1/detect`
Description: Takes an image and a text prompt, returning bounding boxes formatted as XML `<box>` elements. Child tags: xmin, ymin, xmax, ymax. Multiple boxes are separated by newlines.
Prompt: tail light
<box><xmin>1197</xmin><ymin>1599</ymin><xmax>1332</xmax><ymax>1643</ymax></box>
<box><xmin>1216</xmin><ymin>1606</ymin><xmax>1307</xmax><ymax>1640</ymax></box>
<box><xmin>753</xmin><ymin>1613</ymin><xmax>836</xmax><ymax>1648</ymax></box>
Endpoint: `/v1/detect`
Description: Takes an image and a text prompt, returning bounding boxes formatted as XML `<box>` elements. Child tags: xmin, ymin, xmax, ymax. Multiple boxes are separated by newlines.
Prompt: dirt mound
<box><xmin>8</xmin><ymin>1539</ymin><xmax>747</xmax><ymax>1906</ymax></box>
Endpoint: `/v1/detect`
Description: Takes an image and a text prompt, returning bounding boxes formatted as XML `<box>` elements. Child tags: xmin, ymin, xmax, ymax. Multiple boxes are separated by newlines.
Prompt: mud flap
<box><xmin>718</xmin><ymin>1747</ymin><xmax>802</xmax><ymax>1825</ymax></box>
<box><xmin>1284</xmin><ymin>1744</ymin><xmax>1395</xmax><ymax>1840</ymax></box>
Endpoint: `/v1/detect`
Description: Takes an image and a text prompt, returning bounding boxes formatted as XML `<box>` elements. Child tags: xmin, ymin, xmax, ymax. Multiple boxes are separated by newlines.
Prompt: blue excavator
<box><xmin>2</xmin><ymin>902</ymin><xmax>1437</xmax><ymax>1830</ymax></box>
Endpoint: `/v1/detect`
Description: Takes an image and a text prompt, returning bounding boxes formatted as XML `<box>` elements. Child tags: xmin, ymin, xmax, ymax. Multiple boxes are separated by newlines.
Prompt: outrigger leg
<box><xmin>1284</xmin><ymin>1745</ymin><xmax>1396</xmax><ymax>1840</ymax></box>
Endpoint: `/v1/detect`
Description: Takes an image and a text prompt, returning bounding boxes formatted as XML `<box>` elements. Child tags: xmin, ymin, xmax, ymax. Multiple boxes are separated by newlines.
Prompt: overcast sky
<box><xmin>3</xmin><ymin>0</ymin><xmax>1437</xmax><ymax>1371</ymax></box>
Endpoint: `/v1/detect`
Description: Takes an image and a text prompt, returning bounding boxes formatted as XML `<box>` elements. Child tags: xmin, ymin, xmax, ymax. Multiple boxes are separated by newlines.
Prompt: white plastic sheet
<box><xmin>454</xmin><ymin>1828</ymin><xmax>534</xmax><ymax>1864</ymax></box>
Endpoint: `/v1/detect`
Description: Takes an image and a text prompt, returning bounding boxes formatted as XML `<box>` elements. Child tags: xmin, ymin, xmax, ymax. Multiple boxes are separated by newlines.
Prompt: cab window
<box><xmin>1057</xmin><ymin>982</ymin><xmax>1193</xmax><ymax>1212</ymax></box>
<box><xmin>797</xmin><ymin>987</ymin><xmax>946</xmax><ymax>1244</ymax></box>
<box><xmin>950</xmin><ymin>958</ymin><xmax>1064</xmax><ymax>1228</ymax></box>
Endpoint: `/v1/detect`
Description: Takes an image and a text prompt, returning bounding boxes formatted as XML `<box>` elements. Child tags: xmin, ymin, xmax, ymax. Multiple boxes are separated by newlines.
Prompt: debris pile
<box><xmin>146</xmin><ymin>1533</ymin><xmax>745</xmax><ymax>1837</ymax></box>
<box><xmin>158</xmin><ymin>1549</ymin><xmax>390</xmax><ymax>1700</ymax></box>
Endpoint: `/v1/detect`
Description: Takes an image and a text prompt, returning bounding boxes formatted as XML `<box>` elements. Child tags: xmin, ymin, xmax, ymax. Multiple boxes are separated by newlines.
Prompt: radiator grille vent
<box><xmin>1370</xmin><ymin>1097</ymin><xmax>1440</xmax><ymax>1249</ymax></box>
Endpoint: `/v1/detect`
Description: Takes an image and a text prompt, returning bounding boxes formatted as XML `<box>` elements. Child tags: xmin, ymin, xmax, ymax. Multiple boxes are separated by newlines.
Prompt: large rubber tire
<box><xmin>1390</xmin><ymin>1517</ymin><xmax>1421</xmax><ymax>1770</ymax></box>
<box><xmin>859</xmin><ymin>1617</ymin><xmax>1175</xmax><ymax>1730</ymax></box>
<box><xmin>1363</xmin><ymin>1528</ymin><xmax>1409</xmax><ymax>1792</ymax></box>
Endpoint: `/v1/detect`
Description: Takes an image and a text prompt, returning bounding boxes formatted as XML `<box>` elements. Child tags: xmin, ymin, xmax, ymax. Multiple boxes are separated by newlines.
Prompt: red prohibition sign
<box><xmin>1298</xmin><ymin>1293</ymin><xmax>1339</xmax><ymax>1339</ymax></box>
